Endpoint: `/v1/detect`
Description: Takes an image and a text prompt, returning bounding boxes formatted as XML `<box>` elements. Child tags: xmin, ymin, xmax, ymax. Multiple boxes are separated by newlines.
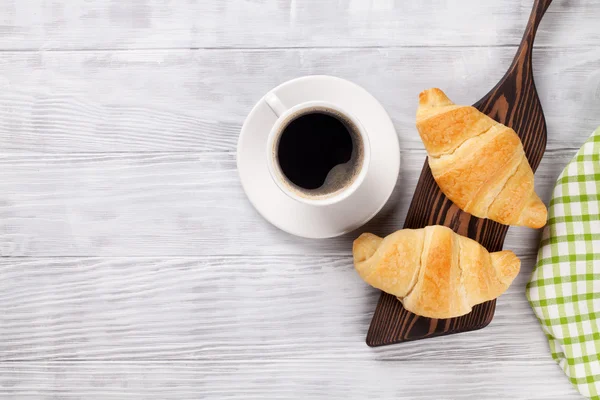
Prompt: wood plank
<box><xmin>0</xmin><ymin>0</ymin><xmax>597</xmax><ymax>50</ymax></box>
<box><xmin>0</xmin><ymin>360</ymin><xmax>580</xmax><ymax>399</ymax></box>
<box><xmin>0</xmin><ymin>149</ymin><xmax>567</xmax><ymax>257</ymax></box>
<box><xmin>0</xmin><ymin>47</ymin><xmax>597</xmax><ymax>153</ymax></box>
<box><xmin>0</xmin><ymin>253</ymin><xmax>561</xmax><ymax>361</ymax></box>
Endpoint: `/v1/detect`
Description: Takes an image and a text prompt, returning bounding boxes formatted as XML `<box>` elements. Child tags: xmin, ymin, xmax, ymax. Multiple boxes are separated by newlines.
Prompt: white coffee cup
<box><xmin>264</xmin><ymin>91</ymin><xmax>371</xmax><ymax>207</ymax></box>
<box><xmin>237</xmin><ymin>75</ymin><xmax>399</xmax><ymax>238</ymax></box>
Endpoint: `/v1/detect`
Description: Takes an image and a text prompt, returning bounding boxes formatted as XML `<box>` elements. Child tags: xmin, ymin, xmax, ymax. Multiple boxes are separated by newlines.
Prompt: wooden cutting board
<box><xmin>366</xmin><ymin>0</ymin><xmax>553</xmax><ymax>347</ymax></box>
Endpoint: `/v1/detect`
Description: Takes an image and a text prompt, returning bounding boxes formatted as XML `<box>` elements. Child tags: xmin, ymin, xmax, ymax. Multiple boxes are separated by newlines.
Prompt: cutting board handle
<box><xmin>511</xmin><ymin>0</ymin><xmax>553</xmax><ymax>70</ymax></box>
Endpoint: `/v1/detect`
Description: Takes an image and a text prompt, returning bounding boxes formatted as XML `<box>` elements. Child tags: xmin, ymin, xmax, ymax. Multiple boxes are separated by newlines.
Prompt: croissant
<box><xmin>416</xmin><ymin>88</ymin><xmax>547</xmax><ymax>229</ymax></box>
<box><xmin>353</xmin><ymin>225</ymin><xmax>520</xmax><ymax>319</ymax></box>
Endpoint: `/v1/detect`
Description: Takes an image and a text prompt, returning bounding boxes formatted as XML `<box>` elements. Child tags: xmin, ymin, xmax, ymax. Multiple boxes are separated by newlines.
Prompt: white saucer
<box><xmin>237</xmin><ymin>75</ymin><xmax>400</xmax><ymax>239</ymax></box>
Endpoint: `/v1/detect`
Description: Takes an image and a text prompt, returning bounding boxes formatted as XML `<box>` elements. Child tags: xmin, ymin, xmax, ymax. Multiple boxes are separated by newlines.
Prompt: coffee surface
<box><xmin>277</xmin><ymin>112</ymin><xmax>354</xmax><ymax>190</ymax></box>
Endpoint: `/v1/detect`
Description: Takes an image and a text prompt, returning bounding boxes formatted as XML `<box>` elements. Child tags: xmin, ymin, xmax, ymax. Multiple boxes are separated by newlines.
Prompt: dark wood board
<box><xmin>366</xmin><ymin>0</ymin><xmax>553</xmax><ymax>347</ymax></box>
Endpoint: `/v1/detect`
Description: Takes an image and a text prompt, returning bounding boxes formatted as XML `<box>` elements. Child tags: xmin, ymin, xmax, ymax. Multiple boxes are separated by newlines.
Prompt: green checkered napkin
<box><xmin>527</xmin><ymin>127</ymin><xmax>600</xmax><ymax>399</ymax></box>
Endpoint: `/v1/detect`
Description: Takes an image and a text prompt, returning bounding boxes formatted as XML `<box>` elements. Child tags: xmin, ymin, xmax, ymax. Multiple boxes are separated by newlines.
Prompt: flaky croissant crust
<box><xmin>353</xmin><ymin>226</ymin><xmax>520</xmax><ymax>319</ymax></box>
<box><xmin>416</xmin><ymin>88</ymin><xmax>547</xmax><ymax>229</ymax></box>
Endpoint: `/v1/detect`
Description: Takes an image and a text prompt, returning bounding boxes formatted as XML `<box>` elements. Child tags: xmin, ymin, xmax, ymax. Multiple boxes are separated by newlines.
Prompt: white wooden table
<box><xmin>0</xmin><ymin>1</ymin><xmax>597</xmax><ymax>398</ymax></box>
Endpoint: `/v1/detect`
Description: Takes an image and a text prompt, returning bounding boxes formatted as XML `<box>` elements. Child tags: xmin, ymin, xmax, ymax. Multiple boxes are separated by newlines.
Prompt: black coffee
<box><xmin>275</xmin><ymin>109</ymin><xmax>363</xmax><ymax>197</ymax></box>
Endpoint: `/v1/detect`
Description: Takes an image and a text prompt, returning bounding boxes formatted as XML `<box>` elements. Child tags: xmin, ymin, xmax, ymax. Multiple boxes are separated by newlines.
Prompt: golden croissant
<box><xmin>353</xmin><ymin>225</ymin><xmax>520</xmax><ymax>319</ymax></box>
<box><xmin>416</xmin><ymin>88</ymin><xmax>547</xmax><ymax>229</ymax></box>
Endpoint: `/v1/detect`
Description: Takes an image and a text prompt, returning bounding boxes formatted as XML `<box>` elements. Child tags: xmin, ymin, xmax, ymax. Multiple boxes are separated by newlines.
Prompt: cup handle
<box><xmin>264</xmin><ymin>92</ymin><xmax>288</xmax><ymax>117</ymax></box>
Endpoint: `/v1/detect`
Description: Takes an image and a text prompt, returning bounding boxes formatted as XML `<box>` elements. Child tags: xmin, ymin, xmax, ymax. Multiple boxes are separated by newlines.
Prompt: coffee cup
<box><xmin>237</xmin><ymin>75</ymin><xmax>399</xmax><ymax>238</ymax></box>
<box><xmin>264</xmin><ymin>92</ymin><xmax>371</xmax><ymax>207</ymax></box>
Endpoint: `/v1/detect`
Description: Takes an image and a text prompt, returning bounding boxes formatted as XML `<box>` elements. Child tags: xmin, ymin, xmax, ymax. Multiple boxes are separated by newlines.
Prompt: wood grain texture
<box><xmin>0</xmin><ymin>47</ymin><xmax>599</xmax><ymax>153</ymax></box>
<box><xmin>0</xmin><ymin>150</ymin><xmax>569</xmax><ymax>257</ymax></box>
<box><xmin>0</xmin><ymin>360</ymin><xmax>581</xmax><ymax>400</ymax></box>
<box><xmin>368</xmin><ymin>0</ymin><xmax>552</xmax><ymax>346</ymax></box>
<box><xmin>0</xmin><ymin>0</ymin><xmax>596</xmax><ymax>397</ymax></box>
<box><xmin>0</xmin><ymin>0</ymin><xmax>597</xmax><ymax>50</ymax></box>
<box><xmin>0</xmin><ymin>255</ymin><xmax>551</xmax><ymax>362</ymax></box>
